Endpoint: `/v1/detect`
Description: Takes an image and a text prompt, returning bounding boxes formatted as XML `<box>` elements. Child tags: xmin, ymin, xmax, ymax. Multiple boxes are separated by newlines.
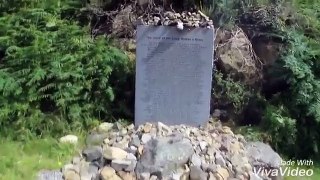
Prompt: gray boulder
<box><xmin>135</xmin><ymin>134</ymin><xmax>194</xmax><ymax>178</ymax></box>
<box><xmin>86</xmin><ymin>132</ymin><xmax>108</xmax><ymax>146</ymax></box>
<box><xmin>82</xmin><ymin>146</ymin><xmax>103</xmax><ymax>162</ymax></box>
<box><xmin>245</xmin><ymin>141</ymin><xmax>282</xmax><ymax>180</ymax></box>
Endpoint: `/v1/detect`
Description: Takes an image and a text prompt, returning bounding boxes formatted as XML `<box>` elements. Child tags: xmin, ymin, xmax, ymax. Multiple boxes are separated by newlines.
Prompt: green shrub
<box><xmin>0</xmin><ymin>9</ymin><xmax>131</xmax><ymax>139</ymax></box>
<box><xmin>282</xmin><ymin>30</ymin><xmax>320</xmax><ymax>159</ymax></box>
<box><xmin>213</xmin><ymin>71</ymin><xmax>252</xmax><ymax>115</ymax></box>
<box><xmin>262</xmin><ymin>28</ymin><xmax>320</xmax><ymax>159</ymax></box>
<box><xmin>262</xmin><ymin>104</ymin><xmax>297</xmax><ymax>157</ymax></box>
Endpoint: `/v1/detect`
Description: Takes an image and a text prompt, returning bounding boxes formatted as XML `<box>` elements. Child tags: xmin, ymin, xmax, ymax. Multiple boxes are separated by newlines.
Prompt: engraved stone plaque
<box><xmin>135</xmin><ymin>25</ymin><xmax>214</xmax><ymax>127</ymax></box>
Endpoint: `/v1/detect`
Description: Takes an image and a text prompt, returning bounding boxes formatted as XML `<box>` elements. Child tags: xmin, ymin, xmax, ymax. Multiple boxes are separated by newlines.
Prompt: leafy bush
<box><xmin>281</xmin><ymin>30</ymin><xmax>320</xmax><ymax>159</ymax></box>
<box><xmin>213</xmin><ymin>71</ymin><xmax>253</xmax><ymax>116</ymax></box>
<box><xmin>0</xmin><ymin>0</ymin><xmax>86</xmax><ymax>13</ymax></box>
<box><xmin>208</xmin><ymin>0</ymin><xmax>320</xmax><ymax>160</ymax></box>
<box><xmin>235</xmin><ymin>125</ymin><xmax>266</xmax><ymax>142</ymax></box>
<box><xmin>262</xmin><ymin>28</ymin><xmax>320</xmax><ymax>159</ymax></box>
<box><xmin>0</xmin><ymin>8</ymin><xmax>131</xmax><ymax>139</ymax></box>
<box><xmin>262</xmin><ymin>104</ymin><xmax>297</xmax><ymax>157</ymax></box>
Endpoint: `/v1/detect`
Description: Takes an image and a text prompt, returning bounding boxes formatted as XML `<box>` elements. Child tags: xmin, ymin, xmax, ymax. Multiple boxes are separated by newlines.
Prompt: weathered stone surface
<box><xmin>100</xmin><ymin>167</ymin><xmax>121</xmax><ymax>180</ymax></box>
<box><xmin>245</xmin><ymin>141</ymin><xmax>282</xmax><ymax>180</ymax></box>
<box><xmin>79</xmin><ymin>161</ymin><xmax>99</xmax><ymax>180</ymax></box>
<box><xmin>170</xmin><ymin>166</ymin><xmax>190</xmax><ymax>180</ymax></box>
<box><xmin>190</xmin><ymin>153</ymin><xmax>202</xmax><ymax>167</ymax></box>
<box><xmin>113</xmin><ymin>139</ymin><xmax>129</xmax><ymax>150</ymax></box>
<box><xmin>208</xmin><ymin>172</ymin><xmax>216</xmax><ymax>180</ymax></box>
<box><xmin>245</xmin><ymin>142</ymin><xmax>282</xmax><ymax>168</ymax></box>
<box><xmin>111</xmin><ymin>159</ymin><xmax>137</xmax><ymax>172</ymax></box>
<box><xmin>135</xmin><ymin>25</ymin><xmax>214</xmax><ymax>127</ymax></box>
<box><xmin>136</xmin><ymin>135</ymin><xmax>194</xmax><ymax>176</ymax></box>
<box><xmin>72</xmin><ymin>156</ymin><xmax>81</xmax><ymax>165</ymax></box>
<box><xmin>64</xmin><ymin>170</ymin><xmax>80</xmax><ymax>180</ymax></box>
<box><xmin>190</xmin><ymin>165</ymin><xmax>207</xmax><ymax>180</ymax></box>
<box><xmin>139</xmin><ymin>172</ymin><xmax>151</xmax><ymax>180</ymax></box>
<box><xmin>103</xmin><ymin>146</ymin><xmax>128</xmax><ymax>160</ymax></box>
<box><xmin>157</xmin><ymin>122</ymin><xmax>172</xmax><ymax>134</ymax></box>
<box><xmin>118</xmin><ymin>171</ymin><xmax>136</xmax><ymax>180</ymax></box>
<box><xmin>62</xmin><ymin>164</ymin><xmax>79</xmax><ymax>175</ymax></box>
<box><xmin>199</xmin><ymin>141</ymin><xmax>208</xmax><ymax>151</ymax></box>
<box><xmin>215</xmin><ymin>152</ymin><xmax>226</xmax><ymax>167</ymax></box>
<box><xmin>143</xmin><ymin>123</ymin><xmax>153</xmax><ymax>133</ymax></box>
<box><xmin>215</xmin><ymin>167</ymin><xmax>230</xmax><ymax>180</ymax></box>
<box><xmin>86</xmin><ymin>132</ymin><xmax>108</xmax><ymax>146</ymax></box>
<box><xmin>129</xmin><ymin>135</ymin><xmax>141</xmax><ymax>147</ymax></box>
<box><xmin>141</xmin><ymin>133</ymin><xmax>152</xmax><ymax>144</ymax></box>
<box><xmin>82</xmin><ymin>146</ymin><xmax>103</xmax><ymax>162</ymax></box>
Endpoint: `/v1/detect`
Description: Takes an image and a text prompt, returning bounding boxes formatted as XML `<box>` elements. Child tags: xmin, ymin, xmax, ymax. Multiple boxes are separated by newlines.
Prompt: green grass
<box><xmin>0</xmin><ymin>137</ymin><xmax>84</xmax><ymax>180</ymax></box>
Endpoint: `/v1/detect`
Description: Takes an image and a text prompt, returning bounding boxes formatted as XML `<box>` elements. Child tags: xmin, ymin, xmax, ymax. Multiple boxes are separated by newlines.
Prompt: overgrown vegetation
<box><xmin>0</xmin><ymin>2</ymin><xmax>133</xmax><ymax>139</ymax></box>
<box><xmin>213</xmin><ymin>72</ymin><xmax>253</xmax><ymax>116</ymax></box>
<box><xmin>1</xmin><ymin>0</ymin><xmax>320</xmax><ymax>163</ymax></box>
<box><xmin>262</xmin><ymin>28</ymin><xmax>320</xmax><ymax>159</ymax></box>
<box><xmin>206</xmin><ymin>0</ymin><xmax>320</xmax><ymax>160</ymax></box>
<box><xmin>255</xmin><ymin>0</ymin><xmax>320</xmax><ymax>159</ymax></box>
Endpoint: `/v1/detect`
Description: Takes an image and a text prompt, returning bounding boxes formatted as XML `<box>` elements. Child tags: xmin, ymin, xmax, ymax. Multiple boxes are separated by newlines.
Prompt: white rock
<box><xmin>141</xmin><ymin>134</ymin><xmax>152</xmax><ymax>144</ymax></box>
<box><xmin>130</xmin><ymin>145</ymin><xmax>137</xmax><ymax>151</ymax></box>
<box><xmin>98</xmin><ymin>122</ymin><xmax>114</xmax><ymax>133</ymax></box>
<box><xmin>199</xmin><ymin>141</ymin><xmax>208</xmax><ymax>150</ymax></box>
<box><xmin>154</xmin><ymin>16</ymin><xmax>161</xmax><ymax>25</ymax></box>
<box><xmin>127</xmin><ymin>124</ymin><xmax>135</xmax><ymax>131</ymax></box>
<box><xmin>150</xmin><ymin>175</ymin><xmax>158</xmax><ymax>180</ymax></box>
<box><xmin>103</xmin><ymin>138</ymin><xmax>109</xmax><ymax>144</ymax></box>
<box><xmin>171</xmin><ymin>172</ymin><xmax>183</xmax><ymax>180</ymax></box>
<box><xmin>157</xmin><ymin>122</ymin><xmax>170</xmax><ymax>131</ymax></box>
<box><xmin>140</xmin><ymin>172</ymin><xmax>150</xmax><ymax>180</ymax></box>
<box><xmin>103</xmin><ymin>146</ymin><xmax>128</xmax><ymax>160</ymax></box>
<box><xmin>191</xmin><ymin>154</ymin><xmax>202</xmax><ymax>167</ymax></box>
<box><xmin>177</xmin><ymin>21</ymin><xmax>184</xmax><ymax>30</ymax></box>
<box><xmin>215</xmin><ymin>152</ymin><xmax>226</xmax><ymax>167</ymax></box>
<box><xmin>59</xmin><ymin>135</ymin><xmax>78</xmax><ymax>144</ymax></box>
<box><xmin>127</xmin><ymin>153</ymin><xmax>137</xmax><ymax>160</ymax></box>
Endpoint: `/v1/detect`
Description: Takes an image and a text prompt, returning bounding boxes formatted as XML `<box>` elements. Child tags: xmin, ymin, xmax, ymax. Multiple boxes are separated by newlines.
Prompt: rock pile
<box><xmin>97</xmin><ymin>3</ymin><xmax>214</xmax><ymax>39</ymax></box>
<box><xmin>39</xmin><ymin>121</ymin><xmax>282</xmax><ymax>180</ymax></box>
<box><xmin>135</xmin><ymin>10</ymin><xmax>214</xmax><ymax>29</ymax></box>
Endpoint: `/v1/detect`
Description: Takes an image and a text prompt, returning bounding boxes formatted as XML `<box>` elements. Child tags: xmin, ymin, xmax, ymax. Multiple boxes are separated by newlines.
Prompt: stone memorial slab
<box><xmin>135</xmin><ymin>25</ymin><xmax>214</xmax><ymax>126</ymax></box>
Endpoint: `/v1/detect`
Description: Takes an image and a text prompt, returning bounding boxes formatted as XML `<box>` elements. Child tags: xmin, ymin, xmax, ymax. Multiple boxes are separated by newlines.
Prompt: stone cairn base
<box><xmin>136</xmin><ymin>10</ymin><xmax>214</xmax><ymax>29</ymax></box>
<box><xmin>38</xmin><ymin>121</ymin><xmax>282</xmax><ymax>180</ymax></box>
